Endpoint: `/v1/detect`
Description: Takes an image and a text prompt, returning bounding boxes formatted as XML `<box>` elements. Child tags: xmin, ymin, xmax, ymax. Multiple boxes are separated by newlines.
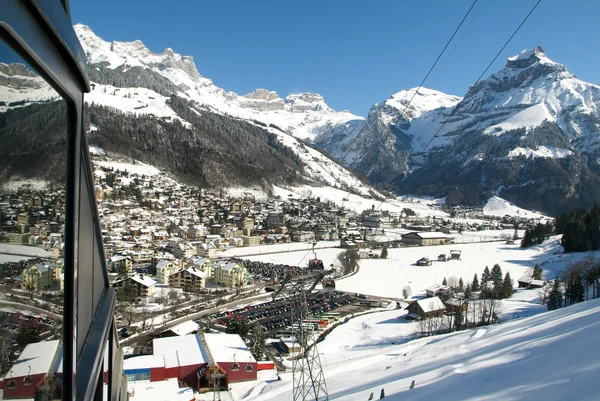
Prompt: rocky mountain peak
<box><xmin>243</xmin><ymin>88</ymin><xmax>281</xmax><ymax>101</ymax></box>
<box><xmin>0</xmin><ymin>62</ymin><xmax>37</xmax><ymax>78</ymax></box>
<box><xmin>285</xmin><ymin>93</ymin><xmax>332</xmax><ymax>113</ymax></box>
<box><xmin>75</xmin><ymin>23</ymin><xmax>202</xmax><ymax>81</ymax></box>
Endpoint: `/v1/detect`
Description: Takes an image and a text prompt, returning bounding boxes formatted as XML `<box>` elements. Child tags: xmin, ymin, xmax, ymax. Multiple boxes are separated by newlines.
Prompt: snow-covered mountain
<box><xmin>315</xmin><ymin>87</ymin><xmax>462</xmax><ymax>182</ymax></box>
<box><xmin>0</xmin><ymin>62</ymin><xmax>58</xmax><ymax>112</ymax></box>
<box><xmin>319</xmin><ymin>46</ymin><xmax>600</xmax><ymax>214</ymax></box>
<box><xmin>74</xmin><ymin>24</ymin><xmax>363</xmax><ymax>142</ymax></box>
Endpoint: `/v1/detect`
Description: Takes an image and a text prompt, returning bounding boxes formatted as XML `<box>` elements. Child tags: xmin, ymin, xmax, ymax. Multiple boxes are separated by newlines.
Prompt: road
<box><xmin>0</xmin><ymin>299</ymin><xmax>63</xmax><ymax>321</ymax></box>
<box><xmin>120</xmin><ymin>290</ymin><xmax>276</xmax><ymax>347</ymax></box>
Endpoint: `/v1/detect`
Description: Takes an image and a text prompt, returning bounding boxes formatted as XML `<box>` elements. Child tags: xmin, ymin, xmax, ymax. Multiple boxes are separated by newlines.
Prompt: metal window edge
<box><xmin>77</xmin><ymin>288</ymin><xmax>116</xmax><ymax>401</ymax></box>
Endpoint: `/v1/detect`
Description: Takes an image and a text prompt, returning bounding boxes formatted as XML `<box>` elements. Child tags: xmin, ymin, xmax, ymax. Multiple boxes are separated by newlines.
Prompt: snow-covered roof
<box><xmin>404</xmin><ymin>231</ymin><xmax>451</xmax><ymax>239</ymax></box>
<box><xmin>166</xmin><ymin>320</ymin><xmax>199</xmax><ymax>336</ymax></box>
<box><xmin>425</xmin><ymin>284</ymin><xmax>448</xmax><ymax>293</ymax></box>
<box><xmin>130</xmin><ymin>274</ymin><xmax>156</xmax><ymax>288</ymax></box>
<box><xmin>184</xmin><ymin>268</ymin><xmax>206</xmax><ymax>279</ymax></box>
<box><xmin>214</xmin><ymin>261</ymin><xmax>239</xmax><ymax>272</ymax></box>
<box><xmin>412</xmin><ymin>296</ymin><xmax>446</xmax><ymax>313</ymax></box>
<box><xmin>126</xmin><ymin>377</ymin><xmax>193</xmax><ymax>401</ymax></box>
<box><xmin>203</xmin><ymin>333</ymin><xmax>255</xmax><ymax>364</ymax></box>
<box><xmin>4</xmin><ymin>340</ymin><xmax>60</xmax><ymax>378</ymax></box>
<box><xmin>123</xmin><ymin>354</ymin><xmax>164</xmax><ymax>370</ymax></box>
<box><xmin>518</xmin><ymin>276</ymin><xmax>533</xmax><ymax>284</ymax></box>
<box><xmin>153</xmin><ymin>333</ymin><xmax>206</xmax><ymax>367</ymax></box>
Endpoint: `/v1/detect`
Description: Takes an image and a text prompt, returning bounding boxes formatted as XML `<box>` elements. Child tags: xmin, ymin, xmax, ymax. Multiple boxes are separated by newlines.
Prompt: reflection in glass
<box><xmin>0</xmin><ymin>40</ymin><xmax>66</xmax><ymax>400</ymax></box>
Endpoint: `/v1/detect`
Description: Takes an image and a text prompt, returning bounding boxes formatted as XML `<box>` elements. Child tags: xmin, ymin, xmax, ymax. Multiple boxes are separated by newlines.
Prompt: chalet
<box><xmin>169</xmin><ymin>268</ymin><xmax>206</xmax><ymax>292</ymax></box>
<box><xmin>401</xmin><ymin>232</ymin><xmax>453</xmax><ymax>246</ymax></box>
<box><xmin>416</xmin><ymin>257</ymin><xmax>432</xmax><ymax>266</ymax></box>
<box><xmin>450</xmin><ymin>250</ymin><xmax>462</xmax><ymax>260</ymax></box>
<box><xmin>113</xmin><ymin>274</ymin><xmax>156</xmax><ymax>302</ymax></box>
<box><xmin>517</xmin><ymin>276</ymin><xmax>547</xmax><ymax>289</ymax></box>
<box><xmin>425</xmin><ymin>284</ymin><xmax>450</xmax><ymax>298</ymax></box>
<box><xmin>444</xmin><ymin>298</ymin><xmax>469</xmax><ymax>313</ymax></box>
<box><xmin>404</xmin><ymin>296</ymin><xmax>446</xmax><ymax>319</ymax></box>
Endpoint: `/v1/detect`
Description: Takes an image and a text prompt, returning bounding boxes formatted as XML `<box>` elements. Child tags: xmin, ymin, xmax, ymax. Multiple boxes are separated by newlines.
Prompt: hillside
<box><xmin>246</xmin><ymin>297</ymin><xmax>600</xmax><ymax>401</ymax></box>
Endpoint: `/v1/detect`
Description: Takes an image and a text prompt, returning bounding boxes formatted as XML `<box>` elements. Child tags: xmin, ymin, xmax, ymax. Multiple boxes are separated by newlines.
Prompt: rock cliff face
<box><xmin>74</xmin><ymin>24</ymin><xmax>364</xmax><ymax>142</ymax></box>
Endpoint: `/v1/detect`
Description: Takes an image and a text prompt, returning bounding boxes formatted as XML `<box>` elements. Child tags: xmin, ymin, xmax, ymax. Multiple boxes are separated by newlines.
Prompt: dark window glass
<box><xmin>0</xmin><ymin>39</ymin><xmax>66</xmax><ymax>395</ymax></box>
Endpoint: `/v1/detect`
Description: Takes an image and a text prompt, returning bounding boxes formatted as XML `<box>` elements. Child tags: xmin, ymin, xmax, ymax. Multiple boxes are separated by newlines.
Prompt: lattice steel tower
<box><xmin>288</xmin><ymin>273</ymin><xmax>329</xmax><ymax>401</ymax></box>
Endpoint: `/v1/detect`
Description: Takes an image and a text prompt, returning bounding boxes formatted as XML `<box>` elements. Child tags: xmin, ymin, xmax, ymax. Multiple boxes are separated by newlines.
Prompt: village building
<box><xmin>156</xmin><ymin>259</ymin><xmax>180</xmax><ymax>284</ymax></box>
<box><xmin>21</xmin><ymin>261</ymin><xmax>61</xmax><ymax>290</ymax></box>
<box><xmin>517</xmin><ymin>276</ymin><xmax>547</xmax><ymax>289</ymax></box>
<box><xmin>425</xmin><ymin>284</ymin><xmax>451</xmax><ymax>298</ymax></box>
<box><xmin>401</xmin><ymin>232</ymin><xmax>453</xmax><ymax>246</ymax></box>
<box><xmin>1</xmin><ymin>340</ymin><xmax>61</xmax><ymax>400</ymax></box>
<box><xmin>182</xmin><ymin>256</ymin><xmax>214</xmax><ymax>278</ymax></box>
<box><xmin>169</xmin><ymin>267</ymin><xmax>206</xmax><ymax>292</ymax></box>
<box><xmin>405</xmin><ymin>296</ymin><xmax>447</xmax><ymax>319</ymax></box>
<box><xmin>113</xmin><ymin>274</ymin><xmax>156</xmax><ymax>302</ymax></box>
<box><xmin>212</xmin><ymin>261</ymin><xmax>248</xmax><ymax>288</ymax></box>
<box><xmin>109</xmin><ymin>254</ymin><xmax>133</xmax><ymax>275</ymax></box>
<box><xmin>444</xmin><ymin>298</ymin><xmax>469</xmax><ymax>313</ymax></box>
<box><xmin>197</xmin><ymin>242</ymin><xmax>218</xmax><ymax>259</ymax></box>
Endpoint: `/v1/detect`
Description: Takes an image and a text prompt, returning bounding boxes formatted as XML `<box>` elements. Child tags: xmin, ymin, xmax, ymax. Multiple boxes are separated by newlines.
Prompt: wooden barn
<box><xmin>405</xmin><ymin>296</ymin><xmax>446</xmax><ymax>319</ymax></box>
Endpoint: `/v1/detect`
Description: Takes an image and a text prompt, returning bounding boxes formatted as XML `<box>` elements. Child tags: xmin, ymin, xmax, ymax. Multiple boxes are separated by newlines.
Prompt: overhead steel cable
<box><xmin>339</xmin><ymin>0</ymin><xmax>479</xmax><ymax>210</ymax></box>
<box><xmin>372</xmin><ymin>0</ymin><xmax>542</xmax><ymax>212</ymax></box>
<box><xmin>410</xmin><ymin>0</ymin><xmax>543</xmax><ymax>170</ymax></box>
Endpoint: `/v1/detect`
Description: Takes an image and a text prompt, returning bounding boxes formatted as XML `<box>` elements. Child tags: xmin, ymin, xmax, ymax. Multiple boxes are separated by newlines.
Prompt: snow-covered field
<box><xmin>235</xmin><ymin>236</ymin><xmax>570</xmax><ymax>299</ymax></box>
<box><xmin>230</xmin><ymin>237</ymin><xmax>600</xmax><ymax>400</ymax></box>
<box><xmin>0</xmin><ymin>243</ymin><xmax>51</xmax><ymax>263</ymax></box>
<box><xmin>245</xmin><ymin>297</ymin><xmax>600</xmax><ymax>401</ymax></box>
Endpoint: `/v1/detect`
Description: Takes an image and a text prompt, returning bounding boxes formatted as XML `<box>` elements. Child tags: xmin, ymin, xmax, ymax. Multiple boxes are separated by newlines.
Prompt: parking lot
<box><xmin>197</xmin><ymin>290</ymin><xmax>359</xmax><ymax>335</ymax></box>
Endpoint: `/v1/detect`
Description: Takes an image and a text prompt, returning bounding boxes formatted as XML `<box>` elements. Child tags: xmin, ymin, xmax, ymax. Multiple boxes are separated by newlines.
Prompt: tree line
<box><xmin>556</xmin><ymin>206</ymin><xmax>600</xmax><ymax>253</ymax></box>
<box><xmin>547</xmin><ymin>256</ymin><xmax>600</xmax><ymax>310</ymax></box>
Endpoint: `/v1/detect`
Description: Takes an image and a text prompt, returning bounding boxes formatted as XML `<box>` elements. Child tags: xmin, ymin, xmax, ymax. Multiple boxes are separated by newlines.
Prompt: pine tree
<box><xmin>458</xmin><ymin>277</ymin><xmax>464</xmax><ymax>292</ymax></box>
<box><xmin>471</xmin><ymin>273</ymin><xmax>480</xmax><ymax>292</ymax></box>
<box><xmin>491</xmin><ymin>264</ymin><xmax>503</xmax><ymax>298</ymax></box>
<box><xmin>226</xmin><ymin>314</ymin><xmax>249</xmax><ymax>337</ymax></box>
<box><xmin>502</xmin><ymin>272</ymin><xmax>514</xmax><ymax>299</ymax></box>
<box><xmin>251</xmin><ymin>325</ymin><xmax>266</xmax><ymax>361</ymax></box>
<box><xmin>547</xmin><ymin>278</ymin><xmax>563</xmax><ymax>310</ymax></box>
<box><xmin>481</xmin><ymin>266</ymin><xmax>490</xmax><ymax>286</ymax></box>
<box><xmin>464</xmin><ymin>283</ymin><xmax>472</xmax><ymax>299</ymax></box>
<box><xmin>442</xmin><ymin>277</ymin><xmax>447</xmax><ymax>286</ymax></box>
<box><xmin>380</xmin><ymin>245</ymin><xmax>388</xmax><ymax>259</ymax></box>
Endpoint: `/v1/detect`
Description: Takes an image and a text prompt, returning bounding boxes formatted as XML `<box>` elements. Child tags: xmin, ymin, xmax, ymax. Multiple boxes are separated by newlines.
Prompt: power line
<box><xmin>373</xmin><ymin>0</ymin><xmax>542</xmax><ymax>212</ymax></box>
<box><xmin>339</xmin><ymin>0</ymin><xmax>479</xmax><ymax>210</ymax></box>
<box><xmin>409</xmin><ymin>0</ymin><xmax>543</xmax><ymax>169</ymax></box>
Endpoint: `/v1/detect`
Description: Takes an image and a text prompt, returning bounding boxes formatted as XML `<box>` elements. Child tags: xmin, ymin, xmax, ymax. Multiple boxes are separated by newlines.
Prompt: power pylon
<box><xmin>286</xmin><ymin>273</ymin><xmax>329</xmax><ymax>401</ymax></box>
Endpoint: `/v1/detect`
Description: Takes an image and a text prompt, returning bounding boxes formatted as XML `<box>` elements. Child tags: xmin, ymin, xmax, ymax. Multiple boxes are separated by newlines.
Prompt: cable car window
<box><xmin>0</xmin><ymin>38</ymin><xmax>66</xmax><ymax>394</ymax></box>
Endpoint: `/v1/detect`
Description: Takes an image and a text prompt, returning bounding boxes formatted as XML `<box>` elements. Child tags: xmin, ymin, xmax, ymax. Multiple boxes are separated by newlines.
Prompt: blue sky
<box><xmin>71</xmin><ymin>0</ymin><xmax>600</xmax><ymax>116</ymax></box>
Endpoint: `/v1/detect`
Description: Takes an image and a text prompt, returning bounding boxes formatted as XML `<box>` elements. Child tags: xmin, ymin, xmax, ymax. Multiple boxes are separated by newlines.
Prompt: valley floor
<box><xmin>226</xmin><ymin>237</ymin><xmax>600</xmax><ymax>400</ymax></box>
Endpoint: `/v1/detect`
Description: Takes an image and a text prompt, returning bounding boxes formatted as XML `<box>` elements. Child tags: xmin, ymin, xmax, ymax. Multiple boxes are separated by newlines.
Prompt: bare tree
<box><xmin>22</xmin><ymin>271</ymin><xmax>37</xmax><ymax>300</ymax></box>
